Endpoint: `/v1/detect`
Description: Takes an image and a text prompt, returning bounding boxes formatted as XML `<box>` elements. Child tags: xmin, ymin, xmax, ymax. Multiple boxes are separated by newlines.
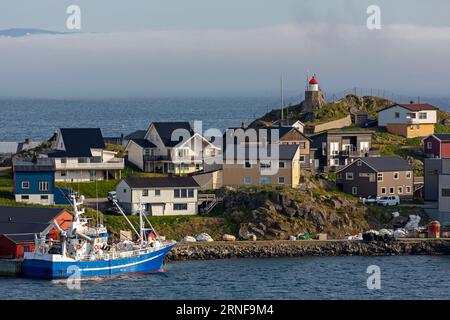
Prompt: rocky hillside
<box><xmin>252</xmin><ymin>94</ymin><xmax>393</xmax><ymax>126</ymax></box>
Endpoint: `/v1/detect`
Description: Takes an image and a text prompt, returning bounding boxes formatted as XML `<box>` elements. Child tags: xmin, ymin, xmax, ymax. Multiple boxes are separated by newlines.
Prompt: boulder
<box><xmin>222</xmin><ymin>234</ymin><xmax>236</xmax><ymax>241</ymax></box>
<box><xmin>182</xmin><ymin>236</ymin><xmax>197</xmax><ymax>243</ymax></box>
<box><xmin>196</xmin><ymin>233</ymin><xmax>214</xmax><ymax>242</ymax></box>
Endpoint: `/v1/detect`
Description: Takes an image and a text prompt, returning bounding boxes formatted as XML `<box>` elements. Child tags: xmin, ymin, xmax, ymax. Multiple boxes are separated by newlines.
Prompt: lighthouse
<box><xmin>308</xmin><ymin>74</ymin><xmax>319</xmax><ymax>92</ymax></box>
<box><xmin>302</xmin><ymin>73</ymin><xmax>326</xmax><ymax>113</ymax></box>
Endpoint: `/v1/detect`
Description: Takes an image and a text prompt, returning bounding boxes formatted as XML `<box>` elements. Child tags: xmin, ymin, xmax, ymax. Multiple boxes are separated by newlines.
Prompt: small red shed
<box><xmin>423</xmin><ymin>134</ymin><xmax>450</xmax><ymax>159</ymax></box>
<box><xmin>0</xmin><ymin>206</ymin><xmax>73</xmax><ymax>259</ymax></box>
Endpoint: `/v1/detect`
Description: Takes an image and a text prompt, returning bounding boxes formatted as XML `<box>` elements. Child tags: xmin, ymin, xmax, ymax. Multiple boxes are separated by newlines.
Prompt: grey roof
<box><xmin>0</xmin><ymin>206</ymin><xmax>68</xmax><ymax>235</ymax></box>
<box><xmin>360</xmin><ymin>156</ymin><xmax>411</xmax><ymax>172</ymax></box>
<box><xmin>152</xmin><ymin>122</ymin><xmax>193</xmax><ymax>147</ymax></box>
<box><xmin>17</xmin><ymin>141</ymin><xmax>43</xmax><ymax>152</ymax></box>
<box><xmin>123</xmin><ymin>177</ymin><xmax>199</xmax><ymax>189</ymax></box>
<box><xmin>3</xmin><ymin>233</ymin><xmax>36</xmax><ymax>244</ymax></box>
<box><xmin>224</xmin><ymin>144</ymin><xmax>299</xmax><ymax>161</ymax></box>
<box><xmin>124</xmin><ymin>130</ymin><xmax>147</xmax><ymax>140</ymax></box>
<box><xmin>131</xmin><ymin>139</ymin><xmax>156</xmax><ymax>148</ymax></box>
<box><xmin>432</xmin><ymin>134</ymin><xmax>450</xmax><ymax>141</ymax></box>
<box><xmin>48</xmin><ymin>128</ymin><xmax>105</xmax><ymax>158</ymax></box>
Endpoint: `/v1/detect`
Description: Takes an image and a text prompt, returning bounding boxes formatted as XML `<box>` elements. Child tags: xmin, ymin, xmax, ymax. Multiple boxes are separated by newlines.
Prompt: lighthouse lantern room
<box><xmin>308</xmin><ymin>74</ymin><xmax>319</xmax><ymax>91</ymax></box>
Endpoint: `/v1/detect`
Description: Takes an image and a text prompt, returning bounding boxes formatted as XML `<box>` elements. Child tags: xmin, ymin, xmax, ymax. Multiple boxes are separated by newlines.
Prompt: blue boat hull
<box><xmin>23</xmin><ymin>244</ymin><xmax>175</xmax><ymax>279</ymax></box>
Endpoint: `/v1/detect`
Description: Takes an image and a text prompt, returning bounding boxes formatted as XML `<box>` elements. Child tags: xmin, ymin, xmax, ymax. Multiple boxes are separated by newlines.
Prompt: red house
<box><xmin>0</xmin><ymin>206</ymin><xmax>73</xmax><ymax>259</ymax></box>
<box><xmin>423</xmin><ymin>134</ymin><xmax>450</xmax><ymax>159</ymax></box>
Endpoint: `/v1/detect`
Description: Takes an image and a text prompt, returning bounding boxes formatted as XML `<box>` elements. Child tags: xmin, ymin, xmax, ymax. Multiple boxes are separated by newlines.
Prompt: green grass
<box><xmin>56</xmin><ymin>179</ymin><xmax>119</xmax><ymax>198</ymax></box>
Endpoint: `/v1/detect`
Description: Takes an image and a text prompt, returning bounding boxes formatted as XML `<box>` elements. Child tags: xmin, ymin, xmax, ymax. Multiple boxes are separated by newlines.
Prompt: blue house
<box><xmin>13</xmin><ymin>157</ymin><xmax>70</xmax><ymax>205</ymax></box>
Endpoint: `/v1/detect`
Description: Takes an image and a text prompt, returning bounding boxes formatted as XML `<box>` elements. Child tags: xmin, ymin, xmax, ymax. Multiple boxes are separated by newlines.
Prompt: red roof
<box><xmin>309</xmin><ymin>75</ymin><xmax>318</xmax><ymax>85</ymax></box>
<box><xmin>397</xmin><ymin>103</ymin><xmax>437</xmax><ymax>111</ymax></box>
<box><xmin>378</xmin><ymin>103</ymin><xmax>438</xmax><ymax>113</ymax></box>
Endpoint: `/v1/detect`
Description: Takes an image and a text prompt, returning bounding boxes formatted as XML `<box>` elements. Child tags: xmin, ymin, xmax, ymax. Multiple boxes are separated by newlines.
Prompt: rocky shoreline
<box><xmin>167</xmin><ymin>239</ymin><xmax>450</xmax><ymax>261</ymax></box>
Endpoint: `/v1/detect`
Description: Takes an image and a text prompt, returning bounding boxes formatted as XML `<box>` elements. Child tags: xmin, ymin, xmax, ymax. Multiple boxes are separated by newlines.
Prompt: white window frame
<box><xmin>39</xmin><ymin>181</ymin><xmax>50</xmax><ymax>192</ymax></box>
<box><xmin>393</xmin><ymin>172</ymin><xmax>399</xmax><ymax>180</ymax></box>
<box><xmin>346</xmin><ymin>172</ymin><xmax>354</xmax><ymax>180</ymax></box>
<box><xmin>427</xmin><ymin>141</ymin><xmax>433</xmax><ymax>150</ymax></box>
<box><xmin>377</xmin><ymin>173</ymin><xmax>383</xmax><ymax>182</ymax></box>
<box><xmin>21</xmin><ymin>181</ymin><xmax>30</xmax><ymax>189</ymax></box>
<box><xmin>406</xmin><ymin>186</ymin><xmax>411</xmax><ymax>193</ymax></box>
<box><xmin>406</xmin><ymin>171</ymin><xmax>412</xmax><ymax>179</ymax></box>
<box><xmin>398</xmin><ymin>186</ymin><xmax>403</xmax><ymax>194</ymax></box>
<box><xmin>278</xmin><ymin>177</ymin><xmax>285</xmax><ymax>185</ymax></box>
<box><xmin>389</xmin><ymin>187</ymin><xmax>395</xmax><ymax>194</ymax></box>
<box><xmin>352</xmin><ymin>186</ymin><xmax>358</xmax><ymax>195</ymax></box>
<box><xmin>381</xmin><ymin>187</ymin><xmax>386</xmax><ymax>194</ymax></box>
<box><xmin>244</xmin><ymin>176</ymin><xmax>252</xmax><ymax>185</ymax></box>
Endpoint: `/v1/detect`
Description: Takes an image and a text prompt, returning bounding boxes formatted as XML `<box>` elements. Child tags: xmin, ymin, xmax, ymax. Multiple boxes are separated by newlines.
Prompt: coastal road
<box><xmin>83</xmin><ymin>198</ymin><xmax>109</xmax><ymax>212</ymax></box>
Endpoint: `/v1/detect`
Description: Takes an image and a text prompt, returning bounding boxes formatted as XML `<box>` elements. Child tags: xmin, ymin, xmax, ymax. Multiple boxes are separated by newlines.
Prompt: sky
<box><xmin>0</xmin><ymin>0</ymin><xmax>450</xmax><ymax>98</ymax></box>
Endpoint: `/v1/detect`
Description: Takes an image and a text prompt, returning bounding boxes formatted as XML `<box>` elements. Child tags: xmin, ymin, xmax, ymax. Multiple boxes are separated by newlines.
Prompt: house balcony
<box><xmin>340</xmin><ymin>148</ymin><xmax>380</xmax><ymax>158</ymax></box>
<box><xmin>55</xmin><ymin>158</ymin><xmax>124</xmax><ymax>170</ymax></box>
<box><xmin>143</xmin><ymin>155</ymin><xmax>172</xmax><ymax>162</ymax></box>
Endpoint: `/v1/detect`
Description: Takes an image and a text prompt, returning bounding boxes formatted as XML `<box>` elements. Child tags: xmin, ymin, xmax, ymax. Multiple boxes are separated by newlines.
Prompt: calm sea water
<box><xmin>0</xmin><ymin>97</ymin><xmax>290</xmax><ymax>141</ymax></box>
<box><xmin>2</xmin><ymin>256</ymin><xmax>450</xmax><ymax>300</ymax></box>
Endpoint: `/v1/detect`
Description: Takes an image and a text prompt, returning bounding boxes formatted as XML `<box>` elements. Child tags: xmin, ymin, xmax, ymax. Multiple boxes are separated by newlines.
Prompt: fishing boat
<box><xmin>22</xmin><ymin>194</ymin><xmax>176</xmax><ymax>279</ymax></box>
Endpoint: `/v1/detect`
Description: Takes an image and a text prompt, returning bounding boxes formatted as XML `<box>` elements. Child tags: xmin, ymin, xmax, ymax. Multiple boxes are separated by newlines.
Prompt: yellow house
<box><xmin>377</xmin><ymin>103</ymin><xmax>438</xmax><ymax>138</ymax></box>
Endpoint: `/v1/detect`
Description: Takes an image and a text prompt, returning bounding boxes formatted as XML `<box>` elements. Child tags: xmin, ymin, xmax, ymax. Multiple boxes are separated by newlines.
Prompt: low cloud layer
<box><xmin>1</xmin><ymin>23</ymin><xmax>450</xmax><ymax>98</ymax></box>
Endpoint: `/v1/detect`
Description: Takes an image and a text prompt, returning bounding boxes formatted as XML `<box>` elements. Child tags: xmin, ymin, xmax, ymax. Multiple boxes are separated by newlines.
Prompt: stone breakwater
<box><xmin>167</xmin><ymin>239</ymin><xmax>450</xmax><ymax>261</ymax></box>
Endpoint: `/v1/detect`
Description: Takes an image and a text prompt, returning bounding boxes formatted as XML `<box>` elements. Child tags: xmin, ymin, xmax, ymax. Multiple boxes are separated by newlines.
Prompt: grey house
<box><xmin>336</xmin><ymin>156</ymin><xmax>414</xmax><ymax>199</ymax></box>
<box><xmin>310</xmin><ymin>130</ymin><xmax>379</xmax><ymax>170</ymax></box>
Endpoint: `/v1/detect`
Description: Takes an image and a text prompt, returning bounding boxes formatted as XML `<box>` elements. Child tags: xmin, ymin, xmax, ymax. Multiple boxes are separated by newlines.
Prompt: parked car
<box><xmin>107</xmin><ymin>191</ymin><xmax>117</xmax><ymax>202</ymax></box>
<box><xmin>104</xmin><ymin>206</ymin><xmax>121</xmax><ymax>215</ymax></box>
<box><xmin>363</xmin><ymin>195</ymin><xmax>379</xmax><ymax>204</ymax></box>
<box><xmin>377</xmin><ymin>195</ymin><xmax>400</xmax><ymax>206</ymax></box>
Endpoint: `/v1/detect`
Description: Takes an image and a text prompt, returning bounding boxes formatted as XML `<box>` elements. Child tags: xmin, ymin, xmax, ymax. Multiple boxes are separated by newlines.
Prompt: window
<box><xmin>427</xmin><ymin>142</ymin><xmax>433</xmax><ymax>150</ymax></box>
<box><xmin>389</xmin><ymin>187</ymin><xmax>395</xmax><ymax>194</ymax></box>
<box><xmin>395</xmin><ymin>112</ymin><xmax>400</xmax><ymax>118</ymax></box>
<box><xmin>142</xmin><ymin>189</ymin><xmax>149</xmax><ymax>196</ymax></box>
<box><xmin>181</xmin><ymin>189</ymin><xmax>187</xmax><ymax>198</ymax></box>
<box><xmin>174</xmin><ymin>203</ymin><xmax>188</xmax><ymax>211</ymax></box>
<box><xmin>419</xmin><ymin>112</ymin><xmax>427</xmax><ymax>119</ymax></box>
<box><xmin>174</xmin><ymin>189</ymin><xmax>180</xmax><ymax>198</ymax></box>
<box><xmin>331</xmin><ymin>159</ymin><xmax>339</xmax><ymax>166</ymax></box>
<box><xmin>416</xmin><ymin>125</ymin><xmax>420</xmax><ymax>130</ymax></box>
<box><xmin>279</xmin><ymin>161</ymin><xmax>285</xmax><ymax>168</ymax></box>
<box><xmin>278</xmin><ymin>177</ymin><xmax>285</xmax><ymax>184</ymax></box>
<box><xmin>78</xmin><ymin>157</ymin><xmax>88</xmax><ymax>163</ymax></box>
<box><xmin>41</xmin><ymin>195</ymin><xmax>49</xmax><ymax>200</ymax></box>
<box><xmin>244</xmin><ymin>176</ymin><xmax>252</xmax><ymax>185</ymax></box>
<box><xmin>244</xmin><ymin>162</ymin><xmax>252</xmax><ymax>168</ymax></box>
<box><xmin>259</xmin><ymin>176</ymin><xmax>271</xmax><ymax>185</ymax></box>
<box><xmin>393</xmin><ymin>172</ymin><xmax>399</xmax><ymax>180</ymax></box>
<box><xmin>39</xmin><ymin>181</ymin><xmax>50</xmax><ymax>191</ymax></box>
<box><xmin>188</xmin><ymin>189</ymin><xmax>194</xmax><ymax>198</ymax></box>
<box><xmin>352</xmin><ymin>187</ymin><xmax>358</xmax><ymax>195</ymax></box>
<box><xmin>357</xmin><ymin>160</ymin><xmax>362</xmax><ymax>166</ymax></box>
<box><xmin>346</xmin><ymin>172</ymin><xmax>354</xmax><ymax>180</ymax></box>
<box><xmin>155</xmin><ymin>189</ymin><xmax>161</xmax><ymax>196</ymax></box>
<box><xmin>406</xmin><ymin>186</ymin><xmax>411</xmax><ymax>193</ymax></box>
<box><xmin>21</xmin><ymin>181</ymin><xmax>30</xmax><ymax>189</ymax></box>
<box><xmin>123</xmin><ymin>189</ymin><xmax>127</xmax><ymax>193</ymax></box>
<box><xmin>299</xmin><ymin>155</ymin><xmax>306</xmax><ymax>163</ymax></box>
<box><xmin>406</xmin><ymin>171</ymin><xmax>412</xmax><ymax>179</ymax></box>
<box><xmin>322</xmin><ymin>142</ymin><xmax>327</xmax><ymax>156</ymax></box>
<box><xmin>410</xmin><ymin>125</ymin><xmax>414</xmax><ymax>130</ymax></box>
<box><xmin>299</xmin><ymin>142</ymin><xmax>306</xmax><ymax>149</ymax></box>
<box><xmin>398</xmin><ymin>187</ymin><xmax>403</xmax><ymax>194</ymax></box>
<box><xmin>61</xmin><ymin>158</ymin><xmax>67</xmax><ymax>164</ymax></box>
<box><xmin>407</xmin><ymin>112</ymin><xmax>416</xmax><ymax>119</ymax></box>
<box><xmin>381</xmin><ymin>187</ymin><xmax>386</xmax><ymax>194</ymax></box>
<box><xmin>21</xmin><ymin>195</ymin><xmax>29</xmax><ymax>200</ymax></box>
<box><xmin>377</xmin><ymin>173</ymin><xmax>383</xmax><ymax>182</ymax></box>
<box><xmin>61</xmin><ymin>171</ymin><xmax>67</xmax><ymax>177</ymax></box>
<box><xmin>442</xmin><ymin>189</ymin><xmax>450</xmax><ymax>197</ymax></box>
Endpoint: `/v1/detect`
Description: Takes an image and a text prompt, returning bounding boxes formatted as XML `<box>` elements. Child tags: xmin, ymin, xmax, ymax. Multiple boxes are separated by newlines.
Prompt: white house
<box><xmin>272</xmin><ymin>119</ymin><xmax>305</xmax><ymax>133</ymax></box>
<box><xmin>377</xmin><ymin>103</ymin><xmax>438</xmax><ymax>138</ymax></box>
<box><xmin>125</xmin><ymin>122</ymin><xmax>220</xmax><ymax>174</ymax></box>
<box><xmin>48</xmin><ymin>128</ymin><xmax>124</xmax><ymax>182</ymax></box>
<box><xmin>115</xmin><ymin>177</ymin><xmax>200</xmax><ymax>216</ymax></box>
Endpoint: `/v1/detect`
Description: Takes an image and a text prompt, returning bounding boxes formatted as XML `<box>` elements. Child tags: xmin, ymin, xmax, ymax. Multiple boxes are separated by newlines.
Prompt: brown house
<box><xmin>336</xmin><ymin>156</ymin><xmax>414</xmax><ymax>199</ymax></box>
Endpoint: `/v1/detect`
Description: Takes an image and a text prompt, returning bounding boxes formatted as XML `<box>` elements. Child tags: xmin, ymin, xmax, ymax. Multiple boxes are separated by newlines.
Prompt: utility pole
<box><xmin>280</xmin><ymin>76</ymin><xmax>284</xmax><ymax>121</ymax></box>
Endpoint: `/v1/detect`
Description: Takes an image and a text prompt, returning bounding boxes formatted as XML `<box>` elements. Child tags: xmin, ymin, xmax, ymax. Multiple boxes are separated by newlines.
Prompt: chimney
<box><xmin>410</xmin><ymin>101</ymin><xmax>414</xmax><ymax>104</ymax></box>
<box><xmin>24</xmin><ymin>138</ymin><xmax>30</xmax><ymax>144</ymax></box>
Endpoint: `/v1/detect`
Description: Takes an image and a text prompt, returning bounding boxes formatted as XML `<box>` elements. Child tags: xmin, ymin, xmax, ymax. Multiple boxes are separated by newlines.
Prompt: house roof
<box><xmin>3</xmin><ymin>233</ymin><xmax>36</xmax><ymax>244</ymax></box>
<box><xmin>224</xmin><ymin>144</ymin><xmax>299</xmax><ymax>161</ymax></box>
<box><xmin>378</xmin><ymin>103</ymin><xmax>438</xmax><ymax>113</ymax></box>
<box><xmin>48</xmin><ymin>128</ymin><xmax>105</xmax><ymax>157</ymax></box>
<box><xmin>338</xmin><ymin>156</ymin><xmax>411</xmax><ymax>173</ymax></box>
<box><xmin>131</xmin><ymin>139</ymin><xmax>156</xmax><ymax>148</ymax></box>
<box><xmin>124</xmin><ymin>130</ymin><xmax>147</xmax><ymax>141</ymax></box>
<box><xmin>224</xmin><ymin>126</ymin><xmax>310</xmax><ymax>144</ymax></box>
<box><xmin>272</xmin><ymin>119</ymin><xmax>305</xmax><ymax>127</ymax></box>
<box><xmin>152</xmin><ymin>122</ymin><xmax>193</xmax><ymax>147</ymax></box>
<box><xmin>428</xmin><ymin>134</ymin><xmax>450</xmax><ymax>142</ymax></box>
<box><xmin>123</xmin><ymin>177</ymin><xmax>199</xmax><ymax>189</ymax></box>
<box><xmin>0</xmin><ymin>206</ymin><xmax>69</xmax><ymax>235</ymax></box>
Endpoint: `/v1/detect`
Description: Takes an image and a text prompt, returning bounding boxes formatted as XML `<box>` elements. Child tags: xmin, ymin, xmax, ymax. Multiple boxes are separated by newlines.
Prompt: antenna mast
<box><xmin>280</xmin><ymin>75</ymin><xmax>284</xmax><ymax>121</ymax></box>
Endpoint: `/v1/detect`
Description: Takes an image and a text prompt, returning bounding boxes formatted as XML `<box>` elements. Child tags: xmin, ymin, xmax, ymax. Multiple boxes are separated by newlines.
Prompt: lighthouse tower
<box><xmin>302</xmin><ymin>73</ymin><xmax>326</xmax><ymax>113</ymax></box>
